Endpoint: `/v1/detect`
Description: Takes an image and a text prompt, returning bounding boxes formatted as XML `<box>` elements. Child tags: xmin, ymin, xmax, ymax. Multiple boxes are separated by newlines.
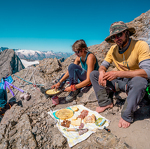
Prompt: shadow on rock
<box><xmin>134</xmin><ymin>105</ymin><xmax>150</xmax><ymax>121</ymax></box>
<box><xmin>9</xmin><ymin>97</ymin><xmax>23</xmax><ymax>107</ymax></box>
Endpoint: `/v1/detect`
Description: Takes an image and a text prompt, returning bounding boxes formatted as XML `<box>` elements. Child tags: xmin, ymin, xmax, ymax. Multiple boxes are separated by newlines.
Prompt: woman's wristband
<box><xmin>58</xmin><ymin>80</ymin><xmax>61</xmax><ymax>84</ymax></box>
<box><xmin>75</xmin><ymin>85</ymin><xmax>78</xmax><ymax>89</ymax></box>
<box><xmin>71</xmin><ymin>85</ymin><xmax>77</xmax><ymax>91</ymax></box>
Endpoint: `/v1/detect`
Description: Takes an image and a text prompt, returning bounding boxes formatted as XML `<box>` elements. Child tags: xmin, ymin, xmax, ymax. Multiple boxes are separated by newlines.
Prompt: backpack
<box><xmin>0</xmin><ymin>89</ymin><xmax>7</xmax><ymax>108</ymax></box>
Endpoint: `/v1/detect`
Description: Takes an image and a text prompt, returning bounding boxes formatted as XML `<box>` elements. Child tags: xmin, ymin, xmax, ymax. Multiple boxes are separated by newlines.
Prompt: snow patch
<box><xmin>21</xmin><ymin>59</ymin><xmax>39</xmax><ymax>68</ymax></box>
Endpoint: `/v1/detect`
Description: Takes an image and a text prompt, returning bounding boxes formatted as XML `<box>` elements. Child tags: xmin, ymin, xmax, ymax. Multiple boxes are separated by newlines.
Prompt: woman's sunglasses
<box><xmin>111</xmin><ymin>32</ymin><xmax>124</xmax><ymax>40</ymax></box>
<box><xmin>74</xmin><ymin>50</ymin><xmax>81</xmax><ymax>54</ymax></box>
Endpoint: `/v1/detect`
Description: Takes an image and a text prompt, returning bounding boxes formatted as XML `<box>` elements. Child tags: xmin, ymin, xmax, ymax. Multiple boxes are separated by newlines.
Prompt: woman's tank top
<box><xmin>80</xmin><ymin>51</ymin><xmax>99</xmax><ymax>71</ymax></box>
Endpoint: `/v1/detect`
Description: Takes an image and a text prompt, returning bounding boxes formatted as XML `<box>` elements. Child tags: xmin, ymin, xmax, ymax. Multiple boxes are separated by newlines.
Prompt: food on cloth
<box><xmin>78</xmin><ymin>110</ymin><xmax>89</xmax><ymax>119</ymax></box>
<box><xmin>78</xmin><ymin>128</ymin><xmax>88</xmax><ymax>135</ymax></box>
<box><xmin>71</xmin><ymin>106</ymin><xmax>79</xmax><ymax>112</ymax></box>
<box><xmin>84</xmin><ymin>114</ymin><xmax>96</xmax><ymax>123</ymax></box>
<box><xmin>61</xmin><ymin>120</ymin><xmax>71</xmax><ymax>128</ymax></box>
<box><xmin>46</xmin><ymin>89</ymin><xmax>60</xmax><ymax>95</ymax></box>
<box><xmin>55</xmin><ymin>109</ymin><xmax>74</xmax><ymax>120</ymax></box>
<box><xmin>79</xmin><ymin>123</ymin><xmax>84</xmax><ymax>129</ymax></box>
<box><xmin>95</xmin><ymin>118</ymin><xmax>106</xmax><ymax>126</ymax></box>
<box><xmin>71</xmin><ymin>118</ymin><xmax>82</xmax><ymax>126</ymax></box>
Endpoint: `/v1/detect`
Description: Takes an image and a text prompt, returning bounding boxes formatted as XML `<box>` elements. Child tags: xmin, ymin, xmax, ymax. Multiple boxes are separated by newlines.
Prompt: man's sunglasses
<box><xmin>111</xmin><ymin>32</ymin><xmax>124</xmax><ymax>40</ymax></box>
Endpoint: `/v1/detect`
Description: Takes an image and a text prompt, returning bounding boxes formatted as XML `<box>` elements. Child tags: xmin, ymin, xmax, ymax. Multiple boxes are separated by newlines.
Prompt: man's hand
<box><xmin>98</xmin><ymin>71</ymin><xmax>107</xmax><ymax>87</ymax></box>
<box><xmin>103</xmin><ymin>71</ymin><xmax>118</xmax><ymax>81</ymax></box>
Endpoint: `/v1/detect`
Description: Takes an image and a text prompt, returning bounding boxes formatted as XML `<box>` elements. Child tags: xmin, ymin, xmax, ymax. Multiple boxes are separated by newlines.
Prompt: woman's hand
<box><xmin>51</xmin><ymin>82</ymin><xmax>60</xmax><ymax>90</ymax></box>
<box><xmin>64</xmin><ymin>86</ymin><xmax>71</xmax><ymax>92</ymax></box>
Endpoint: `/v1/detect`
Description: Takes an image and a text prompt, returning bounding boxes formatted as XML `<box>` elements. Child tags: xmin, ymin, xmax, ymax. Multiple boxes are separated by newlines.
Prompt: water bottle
<box><xmin>146</xmin><ymin>84</ymin><xmax>150</xmax><ymax>100</ymax></box>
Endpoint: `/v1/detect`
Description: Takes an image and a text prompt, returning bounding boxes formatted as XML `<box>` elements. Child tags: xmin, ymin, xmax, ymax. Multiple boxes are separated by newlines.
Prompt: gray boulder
<box><xmin>0</xmin><ymin>49</ymin><xmax>25</xmax><ymax>81</ymax></box>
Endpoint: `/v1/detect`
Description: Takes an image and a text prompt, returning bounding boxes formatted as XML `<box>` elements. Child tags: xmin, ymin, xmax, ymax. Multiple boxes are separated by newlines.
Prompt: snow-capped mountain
<box><xmin>15</xmin><ymin>49</ymin><xmax>73</xmax><ymax>61</ymax></box>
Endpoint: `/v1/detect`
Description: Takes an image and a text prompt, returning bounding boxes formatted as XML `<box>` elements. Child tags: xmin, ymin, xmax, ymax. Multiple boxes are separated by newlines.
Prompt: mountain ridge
<box><xmin>16</xmin><ymin>49</ymin><xmax>73</xmax><ymax>60</ymax></box>
<box><xmin>0</xmin><ymin>47</ymin><xmax>73</xmax><ymax>60</ymax></box>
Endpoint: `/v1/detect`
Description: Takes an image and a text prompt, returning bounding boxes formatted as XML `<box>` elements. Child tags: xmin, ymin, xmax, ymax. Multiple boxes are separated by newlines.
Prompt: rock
<box><xmin>0</xmin><ymin>140</ymin><xmax>9</xmax><ymax>149</ymax></box>
<box><xmin>9</xmin><ymin>129</ymin><xmax>17</xmax><ymax>138</ymax></box>
<box><xmin>88</xmin><ymin>91</ymin><xmax>98</xmax><ymax>103</ymax></box>
<box><xmin>32</xmin><ymin>126</ymin><xmax>38</xmax><ymax>133</ymax></box>
<box><xmin>0</xmin><ymin>124</ymin><xmax>7</xmax><ymax>135</ymax></box>
<box><xmin>36</xmin><ymin>135</ymin><xmax>42</xmax><ymax>142</ymax></box>
<box><xmin>59</xmin><ymin>57</ymin><xmax>65</xmax><ymax>62</ymax></box>
<box><xmin>38</xmin><ymin>58</ymin><xmax>62</xmax><ymax>82</ymax></box>
<box><xmin>0</xmin><ymin>134</ymin><xmax>4</xmax><ymax>142</ymax></box>
<box><xmin>10</xmin><ymin>120</ymin><xmax>17</xmax><ymax>127</ymax></box>
<box><xmin>77</xmin><ymin>88</ymin><xmax>97</xmax><ymax>104</ymax></box>
<box><xmin>1</xmin><ymin>114</ymin><xmax>37</xmax><ymax>148</ymax></box>
<box><xmin>51</xmin><ymin>133</ymin><xmax>67</xmax><ymax>148</ymax></box>
<box><xmin>46</xmin><ymin>116</ymin><xmax>56</xmax><ymax>127</ymax></box>
<box><xmin>0</xmin><ymin>49</ymin><xmax>25</xmax><ymax>80</ymax></box>
<box><xmin>40</xmin><ymin>112</ymin><xmax>47</xmax><ymax>119</ymax></box>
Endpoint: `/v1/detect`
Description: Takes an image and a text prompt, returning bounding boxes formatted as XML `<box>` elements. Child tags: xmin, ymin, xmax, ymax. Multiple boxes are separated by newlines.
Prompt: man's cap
<box><xmin>105</xmin><ymin>21</ymin><xmax>136</xmax><ymax>43</ymax></box>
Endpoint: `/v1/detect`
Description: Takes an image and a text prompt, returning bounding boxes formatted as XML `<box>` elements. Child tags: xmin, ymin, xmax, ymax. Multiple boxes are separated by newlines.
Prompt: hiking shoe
<box><xmin>80</xmin><ymin>86</ymin><xmax>92</xmax><ymax>93</ymax></box>
<box><xmin>65</xmin><ymin>89</ymin><xmax>80</xmax><ymax>102</ymax></box>
<box><xmin>77</xmin><ymin>86</ymin><xmax>92</xmax><ymax>97</ymax></box>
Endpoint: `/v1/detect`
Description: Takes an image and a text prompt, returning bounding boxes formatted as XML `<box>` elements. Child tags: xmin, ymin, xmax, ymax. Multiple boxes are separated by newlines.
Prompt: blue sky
<box><xmin>0</xmin><ymin>0</ymin><xmax>149</xmax><ymax>53</ymax></box>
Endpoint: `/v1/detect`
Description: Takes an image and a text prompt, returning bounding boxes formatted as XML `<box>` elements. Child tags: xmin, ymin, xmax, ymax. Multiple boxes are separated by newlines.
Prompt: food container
<box><xmin>65</xmin><ymin>81</ymin><xmax>70</xmax><ymax>88</ymax></box>
<box><xmin>66</xmin><ymin>81</ymin><xmax>70</xmax><ymax>84</ymax></box>
<box><xmin>95</xmin><ymin>118</ymin><xmax>106</xmax><ymax>126</ymax></box>
<box><xmin>52</xmin><ymin>96</ymin><xmax>59</xmax><ymax>105</ymax></box>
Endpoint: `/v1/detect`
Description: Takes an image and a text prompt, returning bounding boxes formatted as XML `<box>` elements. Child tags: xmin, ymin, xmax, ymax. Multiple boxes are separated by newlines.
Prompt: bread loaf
<box><xmin>84</xmin><ymin>114</ymin><xmax>96</xmax><ymax>123</ymax></box>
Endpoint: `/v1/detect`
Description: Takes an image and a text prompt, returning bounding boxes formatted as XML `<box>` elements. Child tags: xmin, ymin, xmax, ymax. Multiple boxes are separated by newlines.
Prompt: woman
<box><xmin>51</xmin><ymin>39</ymin><xmax>99</xmax><ymax>102</ymax></box>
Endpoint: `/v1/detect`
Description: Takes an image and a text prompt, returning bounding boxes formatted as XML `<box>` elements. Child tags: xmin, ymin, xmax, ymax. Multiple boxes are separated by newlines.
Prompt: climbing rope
<box><xmin>12</xmin><ymin>74</ymin><xmax>44</xmax><ymax>86</ymax></box>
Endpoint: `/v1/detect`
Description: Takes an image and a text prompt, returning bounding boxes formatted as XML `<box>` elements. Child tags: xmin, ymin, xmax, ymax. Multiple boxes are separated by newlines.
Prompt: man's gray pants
<box><xmin>90</xmin><ymin>70</ymin><xmax>148</xmax><ymax>123</ymax></box>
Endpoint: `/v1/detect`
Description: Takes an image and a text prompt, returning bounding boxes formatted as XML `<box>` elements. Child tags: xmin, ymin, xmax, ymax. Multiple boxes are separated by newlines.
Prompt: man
<box><xmin>90</xmin><ymin>21</ymin><xmax>150</xmax><ymax>128</ymax></box>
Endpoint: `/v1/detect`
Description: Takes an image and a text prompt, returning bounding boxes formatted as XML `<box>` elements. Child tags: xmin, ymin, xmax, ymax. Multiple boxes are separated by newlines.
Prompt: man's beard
<box><xmin>116</xmin><ymin>37</ymin><xmax>128</xmax><ymax>49</ymax></box>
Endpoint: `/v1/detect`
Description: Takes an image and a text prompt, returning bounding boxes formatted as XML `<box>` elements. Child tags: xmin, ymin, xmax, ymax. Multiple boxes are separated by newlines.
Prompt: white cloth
<box><xmin>48</xmin><ymin>105</ymin><xmax>110</xmax><ymax>148</ymax></box>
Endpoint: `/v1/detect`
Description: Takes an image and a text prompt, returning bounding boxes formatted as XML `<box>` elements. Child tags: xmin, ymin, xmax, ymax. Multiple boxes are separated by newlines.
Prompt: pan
<box><xmin>45</xmin><ymin>88</ymin><xmax>65</xmax><ymax>96</ymax></box>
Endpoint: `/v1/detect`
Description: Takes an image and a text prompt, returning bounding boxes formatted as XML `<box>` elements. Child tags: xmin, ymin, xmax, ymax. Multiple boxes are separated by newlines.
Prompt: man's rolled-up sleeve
<box><xmin>139</xmin><ymin>59</ymin><xmax>150</xmax><ymax>79</ymax></box>
<box><xmin>101</xmin><ymin>60</ymin><xmax>110</xmax><ymax>69</ymax></box>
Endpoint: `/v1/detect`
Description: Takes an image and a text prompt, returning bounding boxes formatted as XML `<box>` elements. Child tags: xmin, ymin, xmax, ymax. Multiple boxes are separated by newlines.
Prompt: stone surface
<box><xmin>0</xmin><ymin>49</ymin><xmax>25</xmax><ymax>80</ymax></box>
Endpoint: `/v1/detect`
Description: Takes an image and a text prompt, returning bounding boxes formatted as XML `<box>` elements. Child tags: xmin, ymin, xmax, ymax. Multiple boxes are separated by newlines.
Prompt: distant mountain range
<box><xmin>0</xmin><ymin>47</ymin><xmax>73</xmax><ymax>61</ymax></box>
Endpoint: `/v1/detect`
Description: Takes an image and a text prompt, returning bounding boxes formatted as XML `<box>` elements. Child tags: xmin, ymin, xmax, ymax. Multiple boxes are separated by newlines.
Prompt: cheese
<box><xmin>71</xmin><ymin>118</ymin><xmax>81</xmax><ymax>126</ymax></box>
<box><xmin>71</xmin><ymin>120</ymin><xmax>76</xmax><ymax>126</ymax></box>
<box><xmin>71</xmin><ymin>106</ymin><xmax>79</xmax><ymax>112</ymax></box>
<box><xmin>76</xmin><ymin>118</ymin><xmax>81</xmax><ymax>126</ymax></box>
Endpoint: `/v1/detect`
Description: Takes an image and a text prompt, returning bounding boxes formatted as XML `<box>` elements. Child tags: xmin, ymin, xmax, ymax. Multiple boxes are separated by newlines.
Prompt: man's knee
<box><xmin>90</xmin><ymin>71</ymin><xmax>95</xmax><ymax>79</ymax></box>
<box><xmin>90</xmin><ymin>70</ymin><xmax>98</xmax><ymax>80</ymax></box>
<box><xmin>130</xmin><ymin>76</ymin><xmax>147</xmax><ymax>90</ymax></box>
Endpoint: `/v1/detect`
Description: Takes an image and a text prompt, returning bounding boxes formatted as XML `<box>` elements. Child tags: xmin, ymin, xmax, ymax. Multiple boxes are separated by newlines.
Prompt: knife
<box><xmin>66</xmin><ymin>128</ymin><xmax>87</xmax><ymax>131</ymax></box>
